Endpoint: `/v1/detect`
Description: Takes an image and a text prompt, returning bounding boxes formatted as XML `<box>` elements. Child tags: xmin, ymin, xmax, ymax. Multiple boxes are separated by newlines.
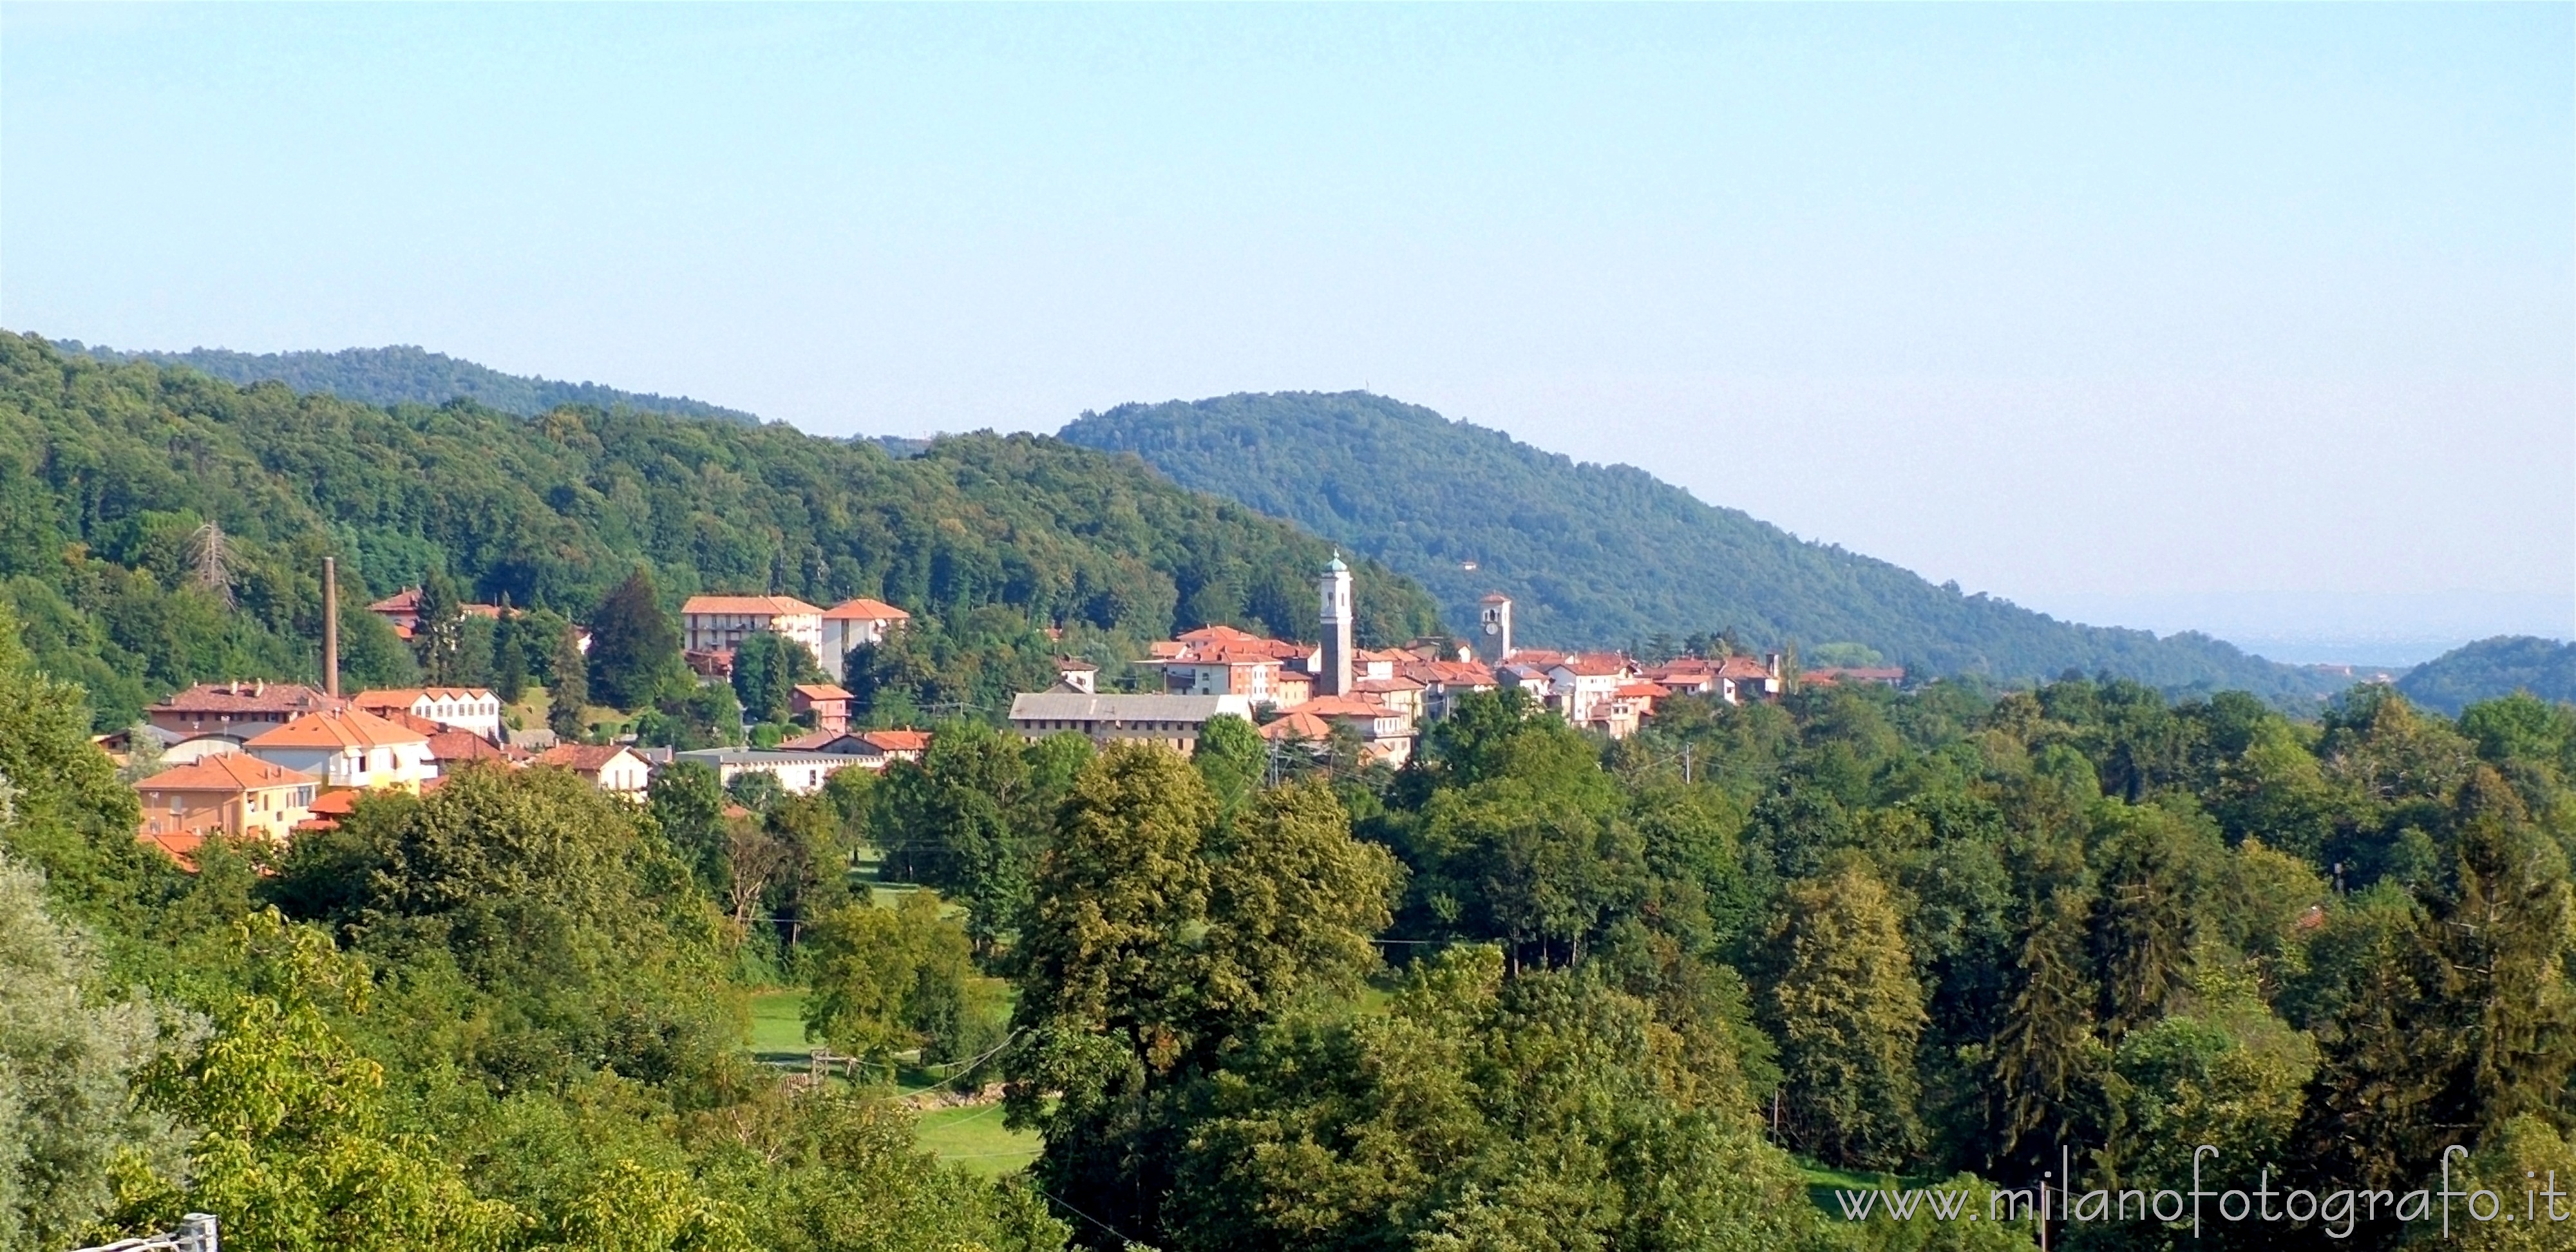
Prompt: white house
<box><xmin>535</xmin><ymin>744</ymin><xmax>654</xmax><ymax>799</ymax></box>
<box><xmin>818</xmin><ymin>598</ymin><xmax>912</xmax><ymax>681</ymax></box>
<box><xmin>244</xmin><ymin>708</ymin><xmax>437</xmax><ymax>792</ymax></box>
<box><xmin>671</xmin><ymin>747</ymin><xmax>864</xmax><ymax>795</ymax></box>
<box><xmin>679</xmin><ymin>595</ymin><xmax>826</xmax><ymax>664</ymax></box>
<box><xmin>352</xmin><ymin>687</ymin><xmax>504</xmax><ymax>741</ymax></box>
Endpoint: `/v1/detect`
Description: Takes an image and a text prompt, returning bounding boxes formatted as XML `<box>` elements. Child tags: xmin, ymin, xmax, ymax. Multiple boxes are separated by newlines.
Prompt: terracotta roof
<box><xmin>778</xmin><ymin>728</ymin><xmax>845</xmax><ymax>751</ymax></box>
<box><xmin>1503</xmin><ymin>649</ymin><xmax>1569</xmax><ymax>668</ymax></box>
<box><xmin>1614</xmin><ymin>683</ymin><xmax>1666</xmax><ymax>699</ymax></box>
<box><xmin>1177</xmin><ymin>624</ymin><xmax>1265</xmax><ymax>644</ymax></box>
<box><xmin>136</xmin><ymin>754</ymin><xmax>314</xmax><ymax>793</ymax></box>
<box><xmin>426</xmin><ymin>730</ymin><xmax>512</xmax><ymax>763</ymax></box>
<box><xmin>149</xmin><ymin>681</ymin><xmax>343</xmax><ymax>716</ymax></box>
<box><xmin>536</xmin><ymin>744</ymin><xmax>634</xmax><ymax>772</ymax></box>
<box><xmin>1258</xmin><ymin>710</ymin><xmax>1334</xmax><ymax>741</ymax></box>
<box><xmin>822</xmin><ymin>597</ymin><xmax>911</xmax><ymax>621</ymax></box>
<box><xmin>793</xmin><ymin>683</ymin><xmax>855</xmax><ymax>702</ymax></box>
<box><xmin>244</xmin><ymin>707</ymin><xmax>430</xmax><ymax>751</ymax></box>
<box><xmin>681</xmin><ymin>594</ymin><xmax>824</xmax><ymax>616</ymax></box>
<box><xmin>1354</xmin><ymin>676</ymin><xmax>1426</xmax><ymax>693</ymax></box>
<box><xmin>1715</xmin><ymin>657</ymin><xmax>1776</xmax><ymax>680</ymax></box>
<box><xmin>1552</xmin><ymin>658</ymin><xmax>1631</xmax><ymax>678</ymax></box>
<box><xmin>1287</xmin><ymin>696</ymin><xmax>1399</xmax><ymax>719</ymax></box>
<box><xmin>372</xmin><ymin>708</ymin><xmax>447</xmax><ymax>737</ymax></box>
<box><xmin>862</xmin><ymin>729</ymin><xmax>933</xmax><ymax>753</ymax></box>
<box><xmin>1479</xmin><ymin>593</ymin><xmax>1512</xmax><ymax>603</ymax></box>
<box><xmin>139</xmin><ymin>828</ymin><xmax>205</xmax><ymax>871</ymax></box>
<box><xmin>352</xmin><ymin>687</ymin><xmax>495</xmax><ymax>708</ymax></box>
<box><xmin>367</xmin><ymin>589</ymin><xmax>422</xmax><ymax>613</ymax></box>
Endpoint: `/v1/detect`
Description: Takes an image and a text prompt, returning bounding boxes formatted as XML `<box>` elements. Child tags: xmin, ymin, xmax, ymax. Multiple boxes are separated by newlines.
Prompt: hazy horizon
<box><xmin>7</xmin><ymin>5</ymin><xmax>2568</xmax><ymax>654</ymax></box>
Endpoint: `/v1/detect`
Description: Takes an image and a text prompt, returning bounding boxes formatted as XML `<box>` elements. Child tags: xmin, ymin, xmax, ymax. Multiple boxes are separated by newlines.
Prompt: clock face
<box><xmin>1483</xmin><ymin>621</ymin><xmax>1501</xmax><ymax>635</ymax></box>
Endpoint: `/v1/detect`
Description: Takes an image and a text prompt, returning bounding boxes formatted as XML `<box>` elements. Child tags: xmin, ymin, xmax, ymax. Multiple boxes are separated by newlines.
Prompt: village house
<box><xmin>134</xmin><ymin>754</ymin><xmax>319</xmax><ymax>858</ymax></box>
<box><xmin>1007</xmin><ymin>692</ymin><xmax>1255</xmax><ymax>752</ymax></box>
<box><xmin>791</xmin><ymin>683</ymin><xmax>854</xmax><ymax>734</ymax></box>
<box><xmin>679</xmin><ymin>594</ymin><xmax>826</xmax><ymax>664</ymax></box>
<box><xmin>352</xmin><ymin>687</ymin><xmax>504</xmax><ymax>741</ymax></box>
<box><xmin>672</xmin><ymin>746</ymin><xmax>863</xmax><ymax>795</ymax></box>
<box><xmin>146</xmin><ymin>681</ymin><xmax>345</xmax><ymax>739</ymax></box>
<box><xmin>534</xmin><ymin>743</ymin><xmax>653</xmax><ymax>799</ymax></box>
<box><xmin>1287</xmin><ymin>694</ymin><xmax>1416</xmax><ymax>767</ymax></box>
<box><xmin>423</xmin><ymin>728</ymin><xmax>521</xmax><ymax>777</ymax></box>
<box><xmin>1712</xmin><ymin>655</ymin><xmax>1786</xmax><ymax>705</ymax></box>
<box><xmin>776</xmin><ymin>726</ymin><xmax>934</xmax><ymax>768</ymax></box>
<box><xmin>243</xmin><ymin>707</ymin><xmax>437</xmax><ymax>792</ymax></box>
<box><xmin>365</xmin><ymin>587</ymin><xmax>506</xmax><ymax>640</ymax></box>
<box><xmin>1053</xmin><ymin>658</ymin><xmax>1099</xmax><ymax>694</ymax></box>
<box><xmin>1545</xmin><ymin>654</ymin><xmax>1638</xmax><ymax>725</ymax></box>
<box><xmin>817</xmin><ymin>598</ymin><xmax>911</xmax><ymax>681</ymax></box>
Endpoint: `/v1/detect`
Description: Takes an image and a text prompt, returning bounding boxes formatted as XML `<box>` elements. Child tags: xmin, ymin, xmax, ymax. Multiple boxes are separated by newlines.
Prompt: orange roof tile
<box><xmin>426</xmin><ymin>730</ymin><xmax>511</xmax><ymax>763</ymax></box>
<box><xmin>1177</xmin><ymin>624</ymin><xmax>1265</xmax><ymax>644</ymax></box>
<box><xmin>136</xmin><ymin>754</ymin><xmax>314</xmax><ymax>793</ymax></box>
<box><xmin>793</xmin><ymin>683</ymin><xmax>855</xmax><ymax>701</ymax></box>
<box><xmin>822</xmin><ymin>597</ymin><xmax>911</xmax><ymax>621</ymax></box>
<box><xmin>1715</xmin><ymin>657</ymin><xmax>1776</xmax><ymax>680</ymax></box>
<box><xmin>139</xmin><ymin>828</ymin><xmax>206</xmax><ymax>871</ymax></box>
<box><xmin>1614</xmin><ymin>683</ymin><xmax>1666</xmax><ymax>699</ymax></box>
<box><xmin>1258</xmin><ymin>711</ymin><xmax>1334</xmax><ymax>741</ymax></box>
<box><xmin>149</xmin><ymin>681</ymin><xmax>343</xmax><ymax>716</ymax></box>
<box><xmin>681</xmin><ymin>594</ymin><xmax>824</xmax><ymax>616</ymax></box>
<box><xmin>244</xmin><ymin>707</ymin><xmax>430</xmax><ymax>751</ymax></box>
<box><xmin>1287</xmin><ymin>696</ymin><xmax>1400</xmax><ymax>719</ymax></box>
<box><xmin>536</xmin><ymin>744</ymin><xmax>634</xmax><ymax>772</ymax></box>
<box><xmin>862</xmin><ymin>729</ymin><xmax>933</xmax><ymax>753</ymax></box>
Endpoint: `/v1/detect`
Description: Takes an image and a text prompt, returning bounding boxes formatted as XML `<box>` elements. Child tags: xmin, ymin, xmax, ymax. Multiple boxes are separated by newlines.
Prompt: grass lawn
<box><xmin>913</xmin><ymin>1102</ymin><xmax>1039</xmax><ymax>1178</ymax></box>
<box><xmin>747</xmin><ymin>988</ymin><xmax>810</xmax><ymax>1063</ymax></box>
<box><xmin>1797</xmin><ymin>1162</ymin><xmax>1910</xmax><ymax>1215</ymax></box>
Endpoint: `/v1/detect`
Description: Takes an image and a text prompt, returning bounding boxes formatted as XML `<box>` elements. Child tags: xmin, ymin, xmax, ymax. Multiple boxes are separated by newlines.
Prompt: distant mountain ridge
<box><xmin>2396</xmin><ymin>636</ymin><xmax>2576</xmax><ymax>714</ymax></box>
<box><xmin>1063</xmin><ymin>391</ymin><xmax>2342</xmax><ymax>702</ymax></box>
<box><xmin>62</xmin><ymin>341</ymin><xmax>765</xmax><ymax>426</ymax></box>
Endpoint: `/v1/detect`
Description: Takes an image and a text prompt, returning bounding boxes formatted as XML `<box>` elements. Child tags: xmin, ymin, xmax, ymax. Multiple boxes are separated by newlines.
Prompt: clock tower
<box><xmin>1477</xmin><ymin>593</ymin><xmax>1513</xmax><ymax>663</ymax></box>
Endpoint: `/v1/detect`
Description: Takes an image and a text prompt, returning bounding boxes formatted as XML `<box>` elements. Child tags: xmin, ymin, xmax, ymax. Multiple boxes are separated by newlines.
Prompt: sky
<box><xmin>5</xmin><ymin>3</ymin><xmax>2570</xmax><ymax>662</ymax></box>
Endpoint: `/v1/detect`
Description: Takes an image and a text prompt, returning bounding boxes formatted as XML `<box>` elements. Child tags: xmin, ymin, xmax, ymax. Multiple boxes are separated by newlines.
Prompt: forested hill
<box><xmin>0</xmin><ymin>334</ymin><xmax>1439</xmax><ymax>726</ymax></box>
<box><xmin>1063</xmin><ymin>391</ymin><xmax>2334</xmax><ymax>701</ymax></box>
<box><xmin>63</xmin><ymin>340</ymin><xmax>764</xmax><ymax>425</ymax></box>
<box><xmin>2397</xmin><ymin>636</ymin><xmax>2576</xmax><ymax>714</ymax></box>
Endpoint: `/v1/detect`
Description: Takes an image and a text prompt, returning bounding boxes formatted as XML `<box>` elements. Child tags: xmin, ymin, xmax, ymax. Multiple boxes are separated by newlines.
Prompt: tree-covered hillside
<box><xmin>1063</xmin><ymin>392</ymin><xmax>2335</xmax><ymax>701</ymax></box>
<box><xmin>0</xmin><ymin>334</ymin><xmax>1439</xmax><ymax>727</ymax></box>
<box><xmin>64</xmin><ymin>341</ymin><xmax>764</xmax><ymax>425</ymax></box>
<box><xmin>2397</xmin><ymin>635</ymin><xmax>2576</xmax><ymax>714</ymax></box>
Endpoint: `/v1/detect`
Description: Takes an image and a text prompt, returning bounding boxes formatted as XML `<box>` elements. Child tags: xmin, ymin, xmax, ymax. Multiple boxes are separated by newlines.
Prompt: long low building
<box><xmin>1007</xmin><ymin>692</ymin><xmax>1254</xmax><ymax>753</ymax></box>
<box><xmin>671</xmin><ymin>747</ymin><xmax>866</xmax><ymax>795</ymax></box>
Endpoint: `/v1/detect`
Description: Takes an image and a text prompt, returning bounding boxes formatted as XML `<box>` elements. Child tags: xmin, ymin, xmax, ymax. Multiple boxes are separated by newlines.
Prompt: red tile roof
<box><xmin>426</xmin><ymin>730</ymin><xmax>512</xmax><ymax>763</ymax></box>
<box><xmin>135</xmin><ymin>754</ymin><xmax>313</xmax><ymax>793</ymax></box>
<box><xmin>681</xmin><ymin>594</ymin><xmax>823</xmax><ymax>616</ymax></box>
<box><xmin>1287</xmin><ymin>696</ymin><xmax>1399</xmax><ymax>720</ymax></box>
<box><xmin>1614</xmin><ymin>683</ymin><xmax>1666</xmax><ymax>699</ymax></box>
<box><xmin>822</xmin><ymin>597</ymin><xmax>911</xmax><ymax>621</ymax></box>
<box><xmin>149</xmin><ymin>681</ymin><xmax>343</xmax><ymax>717</ymax></box>
<box><xmin>1714</xmin><ymin>657</ymin><xmax>1776</xmax><ymax>680</ymax></box>
<box><xmin>863</xmin><ymin>729</ymin><xmax>933</xmax><ymax>754</ymax></box>
<box><xmin>244</xmin><ymin>707</ymin><xmax>430</xmax><ymax>750</ymax></box>
<box><xmin>139</xmin><ymin>828</ymin><xmax>206</xmax><ymax>871</ymax></box>
<box><xmin>1177</xmin><ymin>624</ymin><xmax>1265</xmax><ymax>644</ymax></box>
<box><xmin>1258</xmin><ymin>710</ymin><xmax>1334</xmax><ymax>741</ymax></box>
<box><xmin>536</xmin><ymin>744</ymin><xmax>634</xmax><ymax>773</ymax></box>
<box><xmin>793</xmin><ymin>683</ymin><xmax>855</xmax><ymax>702</ymax></box>
<box><xmin>352</xmin><ymin>687</ymin><xmax>495</xmax><ymax>708</ymax></box>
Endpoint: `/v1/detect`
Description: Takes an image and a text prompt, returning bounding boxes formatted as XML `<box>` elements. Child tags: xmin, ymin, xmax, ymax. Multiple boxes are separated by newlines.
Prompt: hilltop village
<box><xmin>113</xmin><ymin>556</ymin><xmax>1900</xmax><ymax>861</ymax></box>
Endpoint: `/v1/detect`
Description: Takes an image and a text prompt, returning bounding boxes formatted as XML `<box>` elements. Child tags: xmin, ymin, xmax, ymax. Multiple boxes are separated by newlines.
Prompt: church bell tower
<box><xmin>1320</xmin><ymin>553</ymin><xmax>1353</xmax><ymax>697</ymax></box>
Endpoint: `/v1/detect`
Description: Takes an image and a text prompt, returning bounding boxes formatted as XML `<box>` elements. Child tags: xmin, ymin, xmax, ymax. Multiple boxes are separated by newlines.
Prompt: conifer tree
<box><xmin>585</xmin><ymin>568</ymin><xmax>683</xmax><ymax>710</ymax></box>
<box><xmin>1991</xmin><ymin>886</ymin><xmax>2107</xmax><ymax>1170</ymax></box>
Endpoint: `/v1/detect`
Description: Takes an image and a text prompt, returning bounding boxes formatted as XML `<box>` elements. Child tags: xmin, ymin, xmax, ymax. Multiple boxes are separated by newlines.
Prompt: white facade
<box><xmin>1320</xmin><ymin>555</ymin><xmax>1353</xmax><ymax>697</ymax></box>
<box><xmin>247</xmin><ymin>741</ymin><xmax>435</xmax><ymax>790</ymax></box>
<box><xmin>680</xmin><ymin>597</ymin><xmax>826</xmax><ymax>663</ymax></box>
<box><xmin>672</xmin><ymin>748</ymin><xmax>864</xmax><ymax>795</ymax></box>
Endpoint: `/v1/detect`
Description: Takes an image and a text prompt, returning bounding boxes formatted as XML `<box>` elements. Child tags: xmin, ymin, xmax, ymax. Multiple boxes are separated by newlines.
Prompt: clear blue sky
<box><xmin>5</xmin><ymin>4</ymin><xmax>2569</xmax><ymax>656</ymax></box>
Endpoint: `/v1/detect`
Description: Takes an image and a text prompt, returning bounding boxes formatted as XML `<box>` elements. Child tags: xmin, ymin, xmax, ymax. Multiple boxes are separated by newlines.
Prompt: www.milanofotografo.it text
<box><xmin>1830</xmin><ymin>1146</ymin><xmax>2565</xmax><ymax>1240</ymax></box>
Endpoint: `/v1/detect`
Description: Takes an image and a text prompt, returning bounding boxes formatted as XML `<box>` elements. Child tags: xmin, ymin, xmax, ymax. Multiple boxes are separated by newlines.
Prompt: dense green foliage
<box><xmin>0</xmin><ymin>597</ymin><xmax>1068</xmax><ymax>1252</ymax></box>
<box><xmin>1062</xmin><ymin>392</ymin><xmax>2338</xmax><ymax>701</ymax></box>
<box><xmin>65</xmin><ymin>341</ymin><xmax>766</xmax><ymax>426</ymax></box>
<box><xmin>2398</xmin><ymin>634</ymin><xmax>2576</xmax><ymax>714</ymax></box>
<box><xmin>0</xmin><ymin>334</ymin><xmax>1441</xmax><ymax>729</ymax></box>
